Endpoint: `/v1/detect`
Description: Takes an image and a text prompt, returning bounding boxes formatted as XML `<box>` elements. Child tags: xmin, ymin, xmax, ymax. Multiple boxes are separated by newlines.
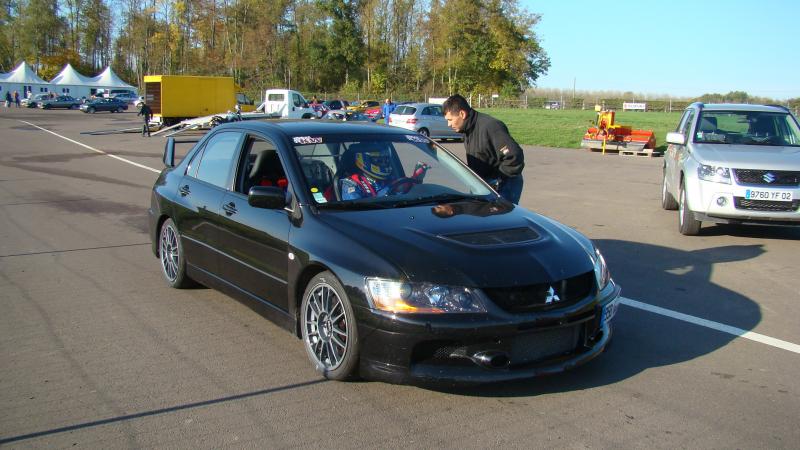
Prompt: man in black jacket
<box><xmin>443</xmin><ymin>94</ymin><xmax>525</xmax><ymax>204</ymax></box>
<box><xmin>138</xmin><ymin>102</ymin><xmax>153</xmax><ymax>137</ymax></box>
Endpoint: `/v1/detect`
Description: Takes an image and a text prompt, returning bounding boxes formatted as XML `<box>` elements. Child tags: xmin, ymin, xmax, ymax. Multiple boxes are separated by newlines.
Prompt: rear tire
<box><xmin>301</xmin><ymin>271</ymin><xmax>360</xmax><ymax>381</ymax></box>
<box><xmin>679</xmin><ymin>181</ymin><xmax>701</xmax><ymax>235</ymax></box>
<box><xmin>117</xmin><ymin>107</ymin><xmax>124</xmax><ymax>113</ymax></box>
<box><xmin>661</xmin><ymin>169</ymin><xmax>678</xmax><ymax>210</ymax></box>
<box><xmin>88</xmin><ymin>107</ymin><xmax>95</xmax><ymax>114</ymax></box>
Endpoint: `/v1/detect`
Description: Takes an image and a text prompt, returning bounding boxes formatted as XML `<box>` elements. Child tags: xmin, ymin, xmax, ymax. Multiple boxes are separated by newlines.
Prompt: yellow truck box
<box><xmin>143</xmin><ymin>75</ymin><xmax>254</xmax><ymax>125</ymax></box>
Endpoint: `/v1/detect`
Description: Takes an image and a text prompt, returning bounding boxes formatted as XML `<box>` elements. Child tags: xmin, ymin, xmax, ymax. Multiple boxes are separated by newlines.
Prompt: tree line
<box><xmin>0</xmin><ymin>0</ymin><xmax>550</xmax><ymax>99</ymax></box>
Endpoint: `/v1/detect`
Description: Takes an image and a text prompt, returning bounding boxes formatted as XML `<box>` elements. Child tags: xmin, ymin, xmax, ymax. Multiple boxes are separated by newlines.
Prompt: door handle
<box><xmin>179</xmin><ymin>185</ymin><xmax>190</xmax><ymax>196</ymax></box>
<box><xmin>223</xmin><ymin>202</ymin><xmax>237</xmax><ymax>216</ymax></box>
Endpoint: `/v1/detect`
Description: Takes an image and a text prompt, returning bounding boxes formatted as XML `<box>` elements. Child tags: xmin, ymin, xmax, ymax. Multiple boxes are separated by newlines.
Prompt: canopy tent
<box><xmin>89</xmin><ymin>67</ymin><xmax>136</xmax><ymax>92</ymax></box>
<box><xmin>49</xmin><ymin>63</ymin><xmax>94</xmax><ymax>98</ymax></box>
<box><xmin>0</xmin><ymin>62</ymin><xmax>51</xmax><ymax>98</ymax></box>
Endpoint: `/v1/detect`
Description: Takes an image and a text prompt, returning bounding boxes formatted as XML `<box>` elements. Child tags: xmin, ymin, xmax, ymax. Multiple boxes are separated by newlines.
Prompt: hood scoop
<box><xmin>441</xmin><ymin>227</ymin><xmax>540</xmax><ymax>246</ymax></box>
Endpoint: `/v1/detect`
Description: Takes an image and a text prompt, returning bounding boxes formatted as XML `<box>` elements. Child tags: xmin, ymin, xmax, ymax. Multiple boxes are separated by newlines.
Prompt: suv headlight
<box><xmin>366</xmin><ymin>278</ymin><xmax>487</xmax><ymax>313</ymax></box>
<box><xmin>697</xmin><ymin>165</ymin><xmax>731</xmax><ymax>184</ymax></box>
<box><xmin>594</xmin><ymin>248</ymin><xmax>611</xmax><ymax>290</ymax></box>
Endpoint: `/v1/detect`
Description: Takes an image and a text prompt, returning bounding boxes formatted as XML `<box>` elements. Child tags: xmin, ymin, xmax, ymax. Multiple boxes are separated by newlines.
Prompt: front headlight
<box><xmin>365</xmin><ymin>278</ymin><xmax>487</xmax><ymax>314</ymax></box>
<box><xmin>697</xmin><ymin>165</ymin><xmax>731</xmax><ymax>184</ymax></box>
<box><xmin>593</xmin><ymin>248</ymin><xmax>611</xmax><ymax>290</ymax></box>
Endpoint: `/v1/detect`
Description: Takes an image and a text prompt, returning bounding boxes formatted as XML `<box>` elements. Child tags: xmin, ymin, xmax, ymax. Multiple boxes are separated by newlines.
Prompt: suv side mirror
<box><xmin>666</xmin><ymin>132</ymin><xmax>686</xmax><ymax>146</ymax></box>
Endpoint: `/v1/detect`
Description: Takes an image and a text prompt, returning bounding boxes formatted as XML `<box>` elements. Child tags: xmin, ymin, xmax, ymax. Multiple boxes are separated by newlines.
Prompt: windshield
<box><xmin>694</xmin><ymin>111</ymin><xmax>800</xmax><ymax>146</ymax></box>
<box><xmin>293</xmin><ymin>134</ymin><xmax>493</xmax><ymax>208</ymax></box>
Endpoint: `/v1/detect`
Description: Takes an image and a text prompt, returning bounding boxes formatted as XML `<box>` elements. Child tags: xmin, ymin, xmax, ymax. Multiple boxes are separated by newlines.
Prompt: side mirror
<box><xmin>248</xmin><ymin>186</ymin><xmax>288</xmax><ymax>209</ymax></box>
<box><xmin>666</xmin><ymin>132</ymin><xmax>686</xmax><ymax>146</ymax></box>
<box><xmin>163</xmin><ymin>137</ymin><xmax>175</xmax><ymax>168</ymax></box>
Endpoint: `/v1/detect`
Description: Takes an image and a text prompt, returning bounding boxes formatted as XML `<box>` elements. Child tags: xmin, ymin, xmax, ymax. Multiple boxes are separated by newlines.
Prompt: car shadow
<box><xmin>431</xmin><ymin>239</ymin><xmax>764</xmax><ymax>396</ymax></box>
<box><xmin>701</xmin><ymin>223</ymin><xmax>800</xmax><ymax>240</ymax></box>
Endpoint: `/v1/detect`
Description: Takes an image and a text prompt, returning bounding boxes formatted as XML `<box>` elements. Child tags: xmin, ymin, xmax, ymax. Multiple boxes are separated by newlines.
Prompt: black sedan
<box><xmin>148</xmin><ymin>121</ymin><xmax>621</xmax><ymax>385</ymax></box>
<box><xmin>79</xmin><ymin>97</ymin><xmax>128</xmax><ymax>113</ymax></box>
<box><xmin>39</xmin><ymin>95</ymin><xmax>80</xmax><ymax>109</ymax></box>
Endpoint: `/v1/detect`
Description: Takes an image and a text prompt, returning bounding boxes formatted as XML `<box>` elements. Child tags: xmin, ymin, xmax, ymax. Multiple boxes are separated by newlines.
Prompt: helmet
<box><xmin>355</xmin><ymin>149</ymin><xmax>392</xmax><ymax>180</ymax></box>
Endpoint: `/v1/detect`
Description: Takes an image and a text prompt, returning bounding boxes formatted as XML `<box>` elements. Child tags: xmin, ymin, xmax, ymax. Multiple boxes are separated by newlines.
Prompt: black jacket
<box><xmin>462</xmin><ymin>110</ymin><xmax>524</xmax><ymax>180</ymax></box>
<box><xmin>138</xmin><ymin>104</ymin><xmax>153</xmax><ymax>122</ymax></box>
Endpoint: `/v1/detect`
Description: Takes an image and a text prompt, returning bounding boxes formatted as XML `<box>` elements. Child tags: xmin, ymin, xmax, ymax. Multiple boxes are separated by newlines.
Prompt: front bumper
<box><xmin>687</xmin><ymin>178</ymin><xmax>800</xmax><ymax>225</ymax></box>
<box><xmin>355</xmin><ymin>281</ymin><xmax>621</xmax><ymax>386</ymax></box>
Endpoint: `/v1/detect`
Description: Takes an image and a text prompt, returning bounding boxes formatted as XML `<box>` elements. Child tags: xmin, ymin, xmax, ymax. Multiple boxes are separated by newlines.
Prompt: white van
<box><xmin>257</xmin><ymin>89</ymin><xmax>314</xmax><ymax>119</ymax></box>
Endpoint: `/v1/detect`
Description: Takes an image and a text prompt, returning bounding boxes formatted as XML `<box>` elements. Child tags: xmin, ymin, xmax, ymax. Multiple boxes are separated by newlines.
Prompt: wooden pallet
<box><xmin>619</xmin><ymin>149</ymin><xmax>662</xmax><ymax>157</ymax></box>
<box><xmin>586</xmin><ymin>147</ymin><xmax>620</xmax><ymax>154</ymax></box>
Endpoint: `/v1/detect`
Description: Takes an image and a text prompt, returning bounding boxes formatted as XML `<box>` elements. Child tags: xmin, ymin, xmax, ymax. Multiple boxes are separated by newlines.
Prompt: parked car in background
<box><xmin>256</xmin><ymin>89</ymin><xmax>315</xmax><ymax>119</ymax></box>
<box><xmin>111</xmin><ymin>92</ymin><xmax>139</xmax><ymax>105</ymax></box>
<box><xmin>79</xmin><ymin>97</ymin><xmax>129</xmax><ymax>113</ymax></box>
<box><xmin>662</xmin><ymin>103</ymin><xmax>800</xmax><ymax>235</ymax></box>
<box><xmin>149</xmin><ymin>120</ymin><xmax>620</xmax><ymax>385</ymax></box>
<box><xmin>322</xmin><ymin>99</ymin><xmax>350</xmax><ymax>111</ymax></box>
<box><xmin>320</xmin><ymin>109</ymin><xmax>374</xmax><ymax>122</ymax></box>
<box><xmin>21</xmin><ymin>93</ymin><xmax>51</xmax><ymax>108</ymax></box>
<box><xmin>347</xmin><ymin>100</ymin><xmax>380</xmax><ymax>113</ymax></box>
<box><xmin>364</xmin><ymin>103</ymin><xmax>382</xmax><ymax>120</ymax></box>
<box><xmin>39</xmin><ymin>95</ymin><xmax>80</xmax><ymax>110</ymax></box>
<box><xmin>388</xmin><ymin>103</ymin><xmax>463</xmax><ymax>140</ymax></box>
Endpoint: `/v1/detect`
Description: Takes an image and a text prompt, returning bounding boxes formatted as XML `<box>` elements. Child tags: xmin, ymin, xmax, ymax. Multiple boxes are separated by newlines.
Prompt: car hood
<box><xmin>315</xmin><ymin>201</ymin><xmax>595</xmax><ymax>287</ymax></box>
<box><xmin>693</xmin><ymin>143</ymin><xmax>800</xmax><ymax>169</ymax></box>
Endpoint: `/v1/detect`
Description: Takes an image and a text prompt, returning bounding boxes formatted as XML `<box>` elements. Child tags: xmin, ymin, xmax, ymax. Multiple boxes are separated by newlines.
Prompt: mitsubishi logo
<box><xmin>544</xmin><ymin>286</ymin><xmax>561</xmax><ymax>304</ymax></box>
<box><xmin>763</xmin><ymin>172</ymin><xmax>777</xmax><ymax>183</ymax></box>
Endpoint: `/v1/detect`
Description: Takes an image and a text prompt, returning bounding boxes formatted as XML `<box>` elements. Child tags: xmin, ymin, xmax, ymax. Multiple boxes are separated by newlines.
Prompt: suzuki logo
<box><xmin>544</xmin><ymin>286</ymin><xmax>561</xmax><ymax>304</ymax></box>
<box><xmin>763</xmin><ymin>172</ymin><xmax>777</xmax><ymax>183</ymax></box>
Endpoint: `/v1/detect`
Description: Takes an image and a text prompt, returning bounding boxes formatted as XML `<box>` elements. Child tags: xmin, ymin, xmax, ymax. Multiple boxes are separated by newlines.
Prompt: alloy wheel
<box><xmin>303</xmin><ymin>282</ymin><xmax>349</xmax><ymax>370</ymax></box>
<box><xmin>159</xmin><ymin>223</ymin><xmax>180</xmax><ymax>282</ymax></box>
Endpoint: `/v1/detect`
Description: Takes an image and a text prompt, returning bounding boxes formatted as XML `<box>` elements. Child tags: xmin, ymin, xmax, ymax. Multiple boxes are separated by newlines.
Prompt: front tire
<box><xmin>301</xmin><ymin>271</ymin><xmax>359</xmax><ymax>380</ymax></box>
<box><xmin>661</xmin><ymin>168</ymin><xmax>678</xmax><ymax>210</ymax></box>
<box><xmin>679</xmin><ymin>181</ymin><xmax>701</xmax><ymax>235</ymax></box>
<box><xmin>158</xmin><ymin>218</ymin><xmax>194</xmax><ymax>288</ymax></box>
<box><xmin>88</xmin><ymin>107</ymin><xmax>95</xmax><ymax>114</ymax></box>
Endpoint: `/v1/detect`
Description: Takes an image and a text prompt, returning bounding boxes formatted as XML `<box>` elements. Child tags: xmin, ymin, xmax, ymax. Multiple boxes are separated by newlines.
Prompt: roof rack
<box><xmin>689</xmin><ymin>101</ymin><xmax>704</xmax><ymax>110</ymax></box>
<box><xmin>765</xmin><ymin>104</ymin><xmax>791</xmax><ymax>113</ymax></box>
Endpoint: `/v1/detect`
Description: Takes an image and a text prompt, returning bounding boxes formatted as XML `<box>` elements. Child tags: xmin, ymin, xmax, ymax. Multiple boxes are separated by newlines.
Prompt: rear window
<box><xmin>394</xmin><ymin>106</ymin><xmax>416</xmax><ymax>115</ymax></box>
<box><xmin>268</xmin><ymin>93</ymin><xmax>285</xmax><ymax>102</ymax></box>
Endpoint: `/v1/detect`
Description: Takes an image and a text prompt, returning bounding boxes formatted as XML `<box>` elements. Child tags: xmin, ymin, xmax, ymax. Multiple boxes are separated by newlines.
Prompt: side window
<box><xmin>430</xmin><ymin>105</ymin><xmax>443</xmax><ymax>116</ymax></box>
<box><xmin>238</xmin><ymin>137</ymin><xmax>287</xmax><ymax>194</ymax></box>
<box><xmin>680</xmin><ymin>110</ymin><xmax>696</xmax><ymax>139</ymax></box>
<box><xmin>292</xmin><ymin>93</ymin><xmax>303</xmax><ymax>107</ymax></box>
<box><xmin>194</xmin><ymin>132</ymin><xmax>242</xmax><ymax>189</ymax></box>
<box><xmin>675</xmin><ymin>110</ymin><xmax>690</xmax><ymax>133</ymax></box>
<box><xmin>421</xmin><ymin>107</ymin><xmax>431</xmax><ymax>115</ymax></box>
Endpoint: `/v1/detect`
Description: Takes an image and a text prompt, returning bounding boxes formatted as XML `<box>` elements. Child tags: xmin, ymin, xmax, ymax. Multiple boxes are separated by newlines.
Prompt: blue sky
<box><xmin>521</xmin><ymin>0</ymin><xmax>799</xmax><ymax>99</ymax></box>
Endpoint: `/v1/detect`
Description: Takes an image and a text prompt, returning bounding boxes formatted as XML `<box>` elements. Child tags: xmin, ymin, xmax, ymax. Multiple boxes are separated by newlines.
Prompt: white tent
<box><xmin>50</xmin><ymin>63</ymin><xmax>94</xmax><ymax>98</ymax></box>
<box><xmin>0</xmin><ymin>62</ymin><xmax>51</xmax><ymax>99</ymax></box>
<box><xmin>89</xmin><ymin>67</ymin><xmax>136</xmax><ymax>95</ymax></box>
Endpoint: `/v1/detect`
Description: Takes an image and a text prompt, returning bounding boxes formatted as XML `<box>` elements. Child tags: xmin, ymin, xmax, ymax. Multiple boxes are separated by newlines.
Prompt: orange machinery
<box><xmin>581</xmin><ymin>108</ymin><xmax>656</xmax><ymax>152</ymax></box>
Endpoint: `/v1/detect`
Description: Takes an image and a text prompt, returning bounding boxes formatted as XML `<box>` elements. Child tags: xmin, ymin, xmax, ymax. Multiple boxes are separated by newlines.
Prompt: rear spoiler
<box><xmin>163</xmin><ymin>137</ymin><xmax>200</xmax><ymax>168</ymax></box>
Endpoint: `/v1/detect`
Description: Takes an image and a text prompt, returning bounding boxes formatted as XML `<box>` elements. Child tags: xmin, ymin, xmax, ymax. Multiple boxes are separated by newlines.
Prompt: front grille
<box><xmin>510</xmin><ymin>326</ymin><xmax>580</xmax><ymax>363</ymax></box>
<box><xmin>734</xmin><ymin>197</ymin><xmax>800</xmax><ymax>212</ymax></box>
<box><xmin>733</xmin><ymin>169</ymin><xmax>800</xmax><ymax>187</ymax></box>
<box><xmin>484</xmin><ymin>271</ymin><xmax>595</xmax><ymax>313</ymax></box>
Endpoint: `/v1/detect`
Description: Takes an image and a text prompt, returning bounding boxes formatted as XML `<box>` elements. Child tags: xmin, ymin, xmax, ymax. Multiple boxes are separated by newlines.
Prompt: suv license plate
<box><xmin>745</xmin><ymin>189</ymin><xmax>792</xmax><ymax>202</ymax></box>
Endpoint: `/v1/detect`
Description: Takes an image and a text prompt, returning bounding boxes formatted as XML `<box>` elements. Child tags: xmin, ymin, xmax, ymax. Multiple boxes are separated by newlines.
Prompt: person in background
<box><xmin>381</xmin><ymin>98</ymin><xmax>396</xmax><ymax>124</ymax></box>
<box><xmin>14</xmin><ymin>91</ymin><xmax>20</xmax><ymax>107</ymax></box>
<box><xmin>138</xmin><ymin>102</ymin><xmax>153</xmax><ymax>137</ymax></box>
<box><xmin>4</xmin><ymin>91</ymin><xmax>11</xmax><ymax>107</ymax></box>
<box><xmin>442</xmin><ymin>94</ymin><xmax>525</xmax><ymax>204</ymax></box>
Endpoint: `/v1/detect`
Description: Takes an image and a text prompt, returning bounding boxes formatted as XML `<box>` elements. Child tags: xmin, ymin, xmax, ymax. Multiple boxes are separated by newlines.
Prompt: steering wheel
<box><xmin>387</xmin><ymin>177</ymin><xmax>420</xmax><ymax>195</ymax></box>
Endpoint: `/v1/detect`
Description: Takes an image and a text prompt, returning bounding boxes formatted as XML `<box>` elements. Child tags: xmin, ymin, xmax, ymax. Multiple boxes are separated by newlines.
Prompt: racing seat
<box><xmin>300</xmin><ymin>159</ymin><xmax>333</xmax><ymax>196</ymax></box>
<box><xmin>246</xmin><ymin>150</ymin><xmax>287</xmax><ymax>193</ymax></box>
<box><xmin>331</xmin><ymin>143</ymin><xmax>366</xmax><ymax>200</ymax></box>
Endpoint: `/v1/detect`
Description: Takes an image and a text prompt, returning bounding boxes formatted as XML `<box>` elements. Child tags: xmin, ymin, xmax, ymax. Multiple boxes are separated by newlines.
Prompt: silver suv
<box><xmin>662</xmin><ymin>103</ymin><xmax>800</xmax><ymax>235</ymax></box>
<box><xmin>388</xmin><ymin>103</ymin><xmax>463</xmax><ymax>140</ymax></box>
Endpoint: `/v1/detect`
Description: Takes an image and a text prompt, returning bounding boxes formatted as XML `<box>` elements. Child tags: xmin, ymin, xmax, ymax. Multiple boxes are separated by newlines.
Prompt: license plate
<box><xmin>745</xmin><ymin>189</ymin><xmax>793</xmax><ymax>202</ymax></box>
<box><xmin>601</xmin><ymin>299</ymin><xmax>619</xmax><ymax>325</ymax></box>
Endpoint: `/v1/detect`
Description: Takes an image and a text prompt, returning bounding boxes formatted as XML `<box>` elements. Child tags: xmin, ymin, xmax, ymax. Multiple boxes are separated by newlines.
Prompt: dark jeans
<box><xmin>498</xmin><ymin>175</ymin><xmax>524</xmax><ymax>204</ymax></box>
<box><xmin>142</xmin><ymin>122</ymin><xmax>150</xmax><ymax>136</ymax></box>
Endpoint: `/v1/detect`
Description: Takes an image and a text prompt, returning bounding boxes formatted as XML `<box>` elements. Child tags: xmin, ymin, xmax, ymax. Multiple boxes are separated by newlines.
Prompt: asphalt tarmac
<box><xmin>1</xmin><ymin>107</ymin><xmax>799</xmax><ymax>448</ymax></box>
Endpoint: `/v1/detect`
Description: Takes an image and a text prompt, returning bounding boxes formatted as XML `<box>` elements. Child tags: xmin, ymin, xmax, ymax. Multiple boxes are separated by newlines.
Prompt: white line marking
<box><xmin>620</xmin><ymin>297</ymin><xmax>800</xmax><ymax>355</ymax></box>
<box><xmin>20</xmin><ymin>120</ymin><xmax>161</xmax><ymax>174</ymax></box>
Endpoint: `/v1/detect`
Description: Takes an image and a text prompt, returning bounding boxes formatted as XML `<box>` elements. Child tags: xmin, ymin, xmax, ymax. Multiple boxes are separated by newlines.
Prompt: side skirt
<box><xmin>187</xmin><ymin>264</ymin><xmax>296</xmax><ymax>334</ymax></box>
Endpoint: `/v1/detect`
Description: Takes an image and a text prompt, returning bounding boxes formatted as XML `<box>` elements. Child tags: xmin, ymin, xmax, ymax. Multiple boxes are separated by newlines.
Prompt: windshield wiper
<box><xmin>386</xmin><ymin>192</ymin><xmax>492</xmax><ymax>208</ymax></box>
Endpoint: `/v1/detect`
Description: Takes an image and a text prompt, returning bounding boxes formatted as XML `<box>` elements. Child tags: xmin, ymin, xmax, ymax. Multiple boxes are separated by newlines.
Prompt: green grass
<box><xmin>479</xmin><ymin>108</ymin><xmax>683</xmax><ymax>152</ymax></box>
